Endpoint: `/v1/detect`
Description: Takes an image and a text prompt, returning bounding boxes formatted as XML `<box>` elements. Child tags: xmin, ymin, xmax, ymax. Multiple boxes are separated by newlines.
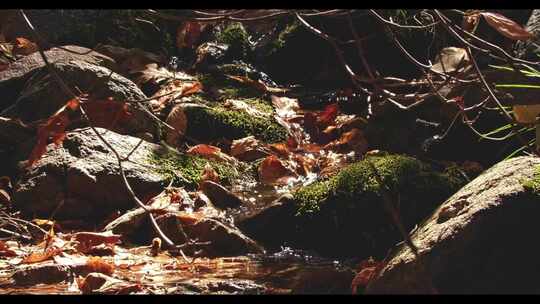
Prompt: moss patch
<box><xmin>184</xmin><ymin>105</ymin><xmax>287</xmax><ymax>143</ymax></box>
<box><xmin>522</xmin><ymin>165</ymin><xmax>540</xmax><ymax>194</ymax></box>
<box><xmin>216</xmin><ymin>22</ymin><xmax>251</xmax><ymax>59</ymax></box>
<box><xmin>148</xmin><ymin>149</ymin><xmax>240</xmax><ymax>189</ymax></box>
<box><xmin>198</xmin><ymin>73</ymin><xmax>261</xmax><ymax>100</ymax></box>
<box><xmin>290</xmin><ymin>153</ymin><xmax>468</xmax><ymax>257</ymax></box>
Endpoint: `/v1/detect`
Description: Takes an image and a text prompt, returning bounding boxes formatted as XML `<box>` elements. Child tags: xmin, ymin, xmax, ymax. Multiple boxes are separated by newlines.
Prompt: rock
<box><xmin>158</xmin><ymin>213</ymin><xmax>265</xmax><ymax>257</ymax></box>
<box><xmin>200</xmin><ymin>180</ymin><xmax>244</xmax><ymax>210</ymax></box>
<box><xmin>13</xmin><ymin>128</ymin><xmax>167</xmax><ymax>220</ymax></box>
<box><xmin>105</xmin><ymin>207</ymin><xmax>264</xmax><ymax>257</ymax></box>
<box><xmin>366</xmin><ymin>156</ymin><xmax>540</xmax><ymax>294</ymax></box>
<box><xmin>194</xmin><ymin>42</ymin><xmax>230</xmax><ymax>70</ymax></box>
<box><xmin>4</xmin><ymin>59</ymin><xmax>156</xmax><ymax>136</ymax></box>
<box><xmin>177</xmin><ymin>102</ymin><xmax>288</xmax><ymax>143</ymax></box>
<box><xmin>515</xmin><ymin>10</ymin><xmax>540</xmax><ymax>61</ymax></box>
<box><xmin>237</xmin><ymin>193</ymin><xmax>297</xmax><ymax>247</ymax></box>
<box><xmin>0</xmin><ymin>45</ymin><xmax>117</xmax><ymax>111</ymax></box>
<box><xmin>241</xmin><ymin>153</ymin><xmax>468</xmax><ymax>257</ymax></box>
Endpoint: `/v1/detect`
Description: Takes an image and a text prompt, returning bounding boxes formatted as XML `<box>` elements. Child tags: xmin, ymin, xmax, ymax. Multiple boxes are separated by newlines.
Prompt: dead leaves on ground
<box><xmin>350</xmin><ymin>258</ymin><xmax>384</xmax><ymax>294</ymax></box>
<box><xmin>463</xmin><ymin>11</ymin><xmax>533</xmax><ymax>41</ymax></box>
<box><xmin>26</xmin><ymin>97</ymin><xmax>132</xmax><ymax>168</ymax></box>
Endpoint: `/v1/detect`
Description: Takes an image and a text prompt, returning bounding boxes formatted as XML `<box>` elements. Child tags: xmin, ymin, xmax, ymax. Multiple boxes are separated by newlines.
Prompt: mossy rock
<box><xmin>198</xmin><ymin>73</ymin><xmax>261</xmax><ymax>100</ymax></box>
<box><xmin>244</xmin><ymin>153</ymin><xmax>468</xmax><ymax>258</ymax></box>
<box><xmin>183</xmin><ymin>105</ymin><xmax>288</xmax><ymax>143</ymax></box>
<box><xmin>148</xmin><ymin>148</ymin><xmax>242</xmax><ymax>189</ymax></box>
<box><xmin>522</xmin><ymin>165</ymin><xmax>540</xmax><ymax>194</ymax></box>
<box><xmin>216</xmin><ymin>22</ymin><xmax>251</xmax><ymax>60</ymax></box>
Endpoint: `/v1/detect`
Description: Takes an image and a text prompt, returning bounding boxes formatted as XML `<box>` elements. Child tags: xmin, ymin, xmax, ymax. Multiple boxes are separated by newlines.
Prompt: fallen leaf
<box><xmin>132</xmin><ymin>63</ymin><xmax>194</xmax><ymax>86</ymax></box>
<box><xmin>78</xmin><ymin>272</ymin><xmax>109</xmax><ymax>294</ymax></box>
<box><xmin>225</xmin><ymin>75</ymin><xmax>289</xmax><ymax>94</ymax></box>
<box><xmin>12</xmin><ymin>37</ymin><xmax>38</xmax><ymax>56</ymax></box>
<box><xmin>317</xmin><ymin>103</ymin><xmax>339</xmax><ymax>126</ymax></box>
<box><xmin>229</xmin><ymin>136</ymin><xmax>269</xmax><ymax>160</ymax></box>
<box><xmin>268</xmin><ymin>142</ymin><xmax>290</xmax><ymax>158</ymax></box>
<box><xmin>224</xmin><ymin>99</ymin><xmax>269</xmax><ymax>118</ymax></box>
<box><xmin>258</xmin><ymin>155</ymin><xmax>297</xmax><ymax>185</ymax></box>
<box><xmin>462</xmin><ymin>11</ymin><xmax>480</xmax><ymax>33</ymax></box>
<box><xmin>82</xmin><ymin>98</ymin><xmax>132</xmax><ymax>132</ymax></box>
<box><xmin>0</xmin><ymin>189</ymin><xmax>10</xmax><ymax>205</ymax></box>
<box><xmin>150</xmin><ymin>80</ymin><xmax>202</xmax><ymax>112</ymax></box>
<box><xmin>187</xmin><ymin>144</ymin><xmax>236</xmax><ymax>163</ymax></box>
<box><xmin>272</xmin><ymin>95</ymin><xmax>300</xmax><ymax>118</ymax></box>
<box><xmin>83</xmin><ymin>257</ymin><xmax>115</xmax><ymax>276</ymax></box>
<box><xmin>177</xmin><ymin>21</ymin><xmax>205</xmax><ymax>50</ymax></box>
<box><xmin>481</xmin><ymin>12</ymin><xmax>533</xmax><ymax>41</ymax></box>
<box><xmin>22</xmin><ymin>247</ymin><xmax>63</xmax><ymax>264</ymax></box>
<box><xmin>431</xmin><ymin>47</ymin><xmax>471</xmax><ymax>74</ymax></box>
<box><xmin>200</xmin><ymin>163</ymin><xmax>220</xmax><ymax>184</ymax></box>
<box><xmin>0</xmin><ymin>240</ymin><xmax>16</xmax><ymax>257</ymax></box>
<box><xmin>27</xmin><ymin>111</ymin><xmax>70</xmax><ymax>167</ymax></box>
<box><xmin>351</xmin><ymin>258</ymin><xmax>384</xmax><ymax>294</ymax></box>
<box><xmin>327</xmin><ymin>128</ymin><xmax>369</xmax><ymax>155</ymax></box>
<box><xmin>165</xmin><ymin>104</ymin><xmax>188</xmax><ymax>146</ymax></box>
<box><xmin>71</xmin><ymin>232</ymin><xmax>121</xmax><ymax>248</ymax></box>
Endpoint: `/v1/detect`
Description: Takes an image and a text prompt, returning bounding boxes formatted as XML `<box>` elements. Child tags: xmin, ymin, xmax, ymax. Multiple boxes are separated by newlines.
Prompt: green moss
<box><xmin>268</xmin><ymin>21</ymin><xmax>300</xmax><ymax>56</ymax></box>
<box><xmin>184</xmin><ymin>105</ymin><xmax>287</xmax><ymax>143</ymax></box>
<box><xmin>148</xmin><ymin>149</ymin><xmax>239</xmax><ymax>189</ymax></box>
<box><xmin>198</xmin><ymin>73</ymin><xmax>260</xmax><ymax>100</ymax></box>
<box><xmin>294</xmin><ymin>154</ymin><xmax>467</xmax><ymax>216</ymax></box>
<box><xmin>242</xmin><ymin>98</ymin><xmax>275</xmax><ymax>114</ymax></box>
<box><xmin>522</xmin><ymin>165</ymin><xmax>540</xmax><ymax>194</ymax></box>
<box><xmin>216</xmin><ymin>22</ymin><xmax>251</xmax><ymax>59</ymax></box>
<box><xmin>289</xmin><ymin>153</ymin><xmax>469</xmax><ymax>257</ymax></box>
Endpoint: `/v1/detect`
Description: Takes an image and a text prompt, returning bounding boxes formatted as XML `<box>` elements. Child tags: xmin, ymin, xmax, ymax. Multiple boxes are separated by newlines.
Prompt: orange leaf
<box><xmin>317</xmin><ymin>103</ymin><xmax>339</xmax><ymax>125</ymax></box>
<box><xmin>268</xmin><ymin>142</ymin><xmax>290</xmax><ymax>158</ymax></box>
<box><xmin>13</xmin><ymin>37</ymin><xmax>38</xmax><ymax>56</ymax></box>
<box><xmin>177</xmin><ymin>21</ymin><xmax>205</xmax><ymax>50</ymax></box>
<box><xmin>200</xmin><ymin>163</ymin><xmax>220</xmax><ymax>184</ymax></box>
<box><xmin>230</xmin><ymin>136</ymin><xmax>262</xmax><ymax>158</ymax></box>
<box><xmin>481</xmin><ymin>12</ymin><xmax>533</xmax><ymax>41</ymax></box>
<box><xmin>351</xmin><ymin>258</ymin><xmax>384</xmax><ymax>294</ymax></box>
<box><xmin>84</xmin><ymin>257</ymin><xmax>115</xmax><ymax>276</ymax></box>
<box><xmin>27</xmin><ymin>111</ymin><xmax>70</xmax><ymax>167</ymax></box>
<box><xmin>258</xmin><ymin>155</ymin><xmax>297</xmax><ymax>185</ymax></box>
<box><xmin>72</xmin><ymin>232</ymin><xmax>121</xmax><ymax>249</ymax></box>
<box><xmin>82</xmin><ymin>98</ymin><xmax>132</xmax><ymax>131</ymax></box>
<box><xmin>187</xmin><ymin>144</ymin><xmax>234</xmax><ymax>163</ymax></box>
<box><xmin>0</xmin><ymin>241</ymin><xmax>16</xmax><ymax>257</ymax></box>
<box><xmin>462</xmin><ymin>12</ymin><xmax>480</xmax><ymax>33</ymax></box>
<box><xmin>22</xmin><ymin>247</ymin><xmax>63</xmax><ymax>264</ymax></box>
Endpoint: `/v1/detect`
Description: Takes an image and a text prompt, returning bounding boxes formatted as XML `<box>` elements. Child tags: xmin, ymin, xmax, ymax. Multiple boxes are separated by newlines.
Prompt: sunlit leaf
<box><xmin>481</xmin><ymin>12</ymin><xmax>533</xmax><ymax>41</ymax></box>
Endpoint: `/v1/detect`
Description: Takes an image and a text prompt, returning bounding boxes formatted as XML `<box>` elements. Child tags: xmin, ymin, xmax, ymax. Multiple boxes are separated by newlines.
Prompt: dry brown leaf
<box><xmin>268</xmin><ymin>142</ymin><xmax>290</xmax><ymax>158</ymax></box>
<box><xmin>0</xmin><ymin>240</ymin><xmax>16</xmax><ymax>257</ymax></box>
<box><xmin>351</xmin><ymin>258</ymin><xmax>384</xmax><ymax>294</ymax></box>
<box><xmin>150</xmin><ymin>80</ymin><xmax>202</xmax><ymax>112</ymax></box>
<box><xmin>481</xmin><ymin>12</ymin><xmax>533</xmax><ymax>41</ymax></box>
<box><xmin>0</xmin><ymin>189</ymin><xmax>10</xmax><ymax>205</ymax></box>
<box><xmin>258</xmin><ymin>155</ymin><xmax>297</xmax><ymax>185</ymax></box>
<box><xmin>335</xmin><ymin>128</ymin><xmax>369</xmax><ymax>155</ymax></box>
<box><xmin>22</xmin><ymin>247</ymin><xmax>63</xmax><ymax>264</ymax></box>
<box><xmin>225</xmin><ymin>75</ymin><xmax>289</xmax><ymax>94</ymax></box>
<box><xmin>200</xmin><ymin>163</ymin><xmax>220</xmax><ymax>184</ymax></box>
<box><xmin>224</xmin><ymin>99</ymin><xmax>269</xmax><ymax>118</ymax></box>
<box><xmin>72</xmin><ymin>232</ymin><xmax>121</xmax><ymax>248</ymax></box>
<box><xmin>462</xmin><ymin>12</ymin><xmax>480</xmax><ymax>33</ymax></box>
<box><xmin>83</xmin><ymin>257</ymin><xmax>115</xmax><ymax>276</ymax></box>
<box><xmin>271</xmin><ymin>95</ymin><xmax>300</xmax><ymax>118</ymax></box>
<box><xmin>187</xmin><ymin>144</ymin><xmax>236</xmax><ymax>163</ymax></box>
<box><xmin>165</xmin><ymin>104</ymin><xmax>188</xmax><ymax>146</ymax></box>
<box><xmin>430</xmin><ymin>47</ymin><xmax>471</xmax><ymax>74</ymax></box>
<box><xmin>176</xmin><ymin>21</ymin><xmax>206</xmax><ymax>50</ymax></box>
<box><xmin>230</xmin><ymin>136</ymin><xmax>260</xmax><ymax>157</ymax></box>
<box><xmin>12</xmin><ymin>37</ymin><xmax>38</xmax><ymax>56</ymax></box>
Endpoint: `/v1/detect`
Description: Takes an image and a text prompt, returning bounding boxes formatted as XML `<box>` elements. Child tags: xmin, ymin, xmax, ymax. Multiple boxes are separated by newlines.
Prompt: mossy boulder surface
<box><xmin>242</xmin><ymin>153</ymin><xmax>468</xmax><ymax>258</ymax></box>
<box><xmin>183</xmin><ymin>105</ymin><xmax>288</xmax><ymax>143</ymax></box>
<box><xmin>148</xmin><ymin>148</ymin><xmax>242</xmax><ymax>189</ymax></box>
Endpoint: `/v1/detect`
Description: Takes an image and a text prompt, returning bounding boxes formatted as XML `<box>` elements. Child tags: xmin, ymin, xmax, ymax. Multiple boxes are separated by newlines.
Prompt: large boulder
<box><xmin>13</xmin><ymin>128</ymin><xmax>167</xmax><ymax>220</ymax></box>
<box><xmin>0</xmin><ymin>45</ymin><xmax>117</xmax><ymax>111</ymax></box>
<box><xmin>4</xmin><ymin>59</ymin><xmax>156</xmax><ymax>136</ymax></box>
<box><xmin>366</xmin><ymin>156</ymin><xmax>540</xmax><ymax>294</ymax></box>
<box><xmin>239</xmin><ymin>153</ymin><xmax>469</xmax><ymax>258</ymax></box>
